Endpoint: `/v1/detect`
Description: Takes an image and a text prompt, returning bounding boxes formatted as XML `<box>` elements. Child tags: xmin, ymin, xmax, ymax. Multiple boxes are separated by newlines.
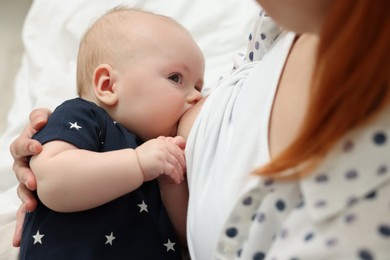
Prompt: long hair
<box><xmin>255</xmin><ymin>0</ymin><xmax>390</xmax><ymax>179</ymax></box>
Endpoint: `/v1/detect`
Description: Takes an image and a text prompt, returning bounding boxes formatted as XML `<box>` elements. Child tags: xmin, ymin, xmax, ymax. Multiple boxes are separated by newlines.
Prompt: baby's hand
<box><xmin>135</xmin><ymin>136</ymin><xmax>186</xmax><ymax>184</ymax></box>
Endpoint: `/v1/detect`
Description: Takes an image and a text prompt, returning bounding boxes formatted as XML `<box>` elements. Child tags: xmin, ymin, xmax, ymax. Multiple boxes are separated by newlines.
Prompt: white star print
<box><xmin>69</xmin><ymin>121</ymin><xmax>82</xmax><ymax>130</ymax></box>
<box><xmin>32</xmin><ymin>230</ymin><xmax>44</xmax><ymax>245</ymax></box>
<box><xmin>137</xmin><ymin>200</ymin><xmax>148</xmax><ymax>213</ymax></box>
<box><xmin>163</xmin><ymin>239</ymin><xmax>176</xmax><ymax>252</ymax></box>
<box><xmin>105</xmin><ymin>232</ymin><xmax>116</xmax><ymax>245</ymax></box>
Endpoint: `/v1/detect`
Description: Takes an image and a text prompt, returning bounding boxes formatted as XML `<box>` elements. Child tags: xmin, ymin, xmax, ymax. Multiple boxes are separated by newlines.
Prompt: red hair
<box><xmin>255</xmin><ymin>0</ymin><xmax>390</xmax><ymax>179</ymax></box>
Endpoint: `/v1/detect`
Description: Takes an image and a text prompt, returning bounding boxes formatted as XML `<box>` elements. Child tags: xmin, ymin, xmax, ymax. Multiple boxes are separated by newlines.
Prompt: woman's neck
<box><xmin>268</xmin><ymin>33</ymin><xmax>319</xmax><ymax>158</ymax></box>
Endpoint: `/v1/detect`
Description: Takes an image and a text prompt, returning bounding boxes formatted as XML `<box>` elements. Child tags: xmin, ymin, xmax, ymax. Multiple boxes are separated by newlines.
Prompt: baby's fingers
<box><xmin>168</xmin><ymin>143</ymin><xmax>186</xmax><ymax>175</ymax></box>
<box><xmin>158</xmin><ymin>136</ymin><xmax>186</xmax><ymax>150</ymax></box>
<box><xmin>165</xmin><ymin>157</ymin><xmax>184</xmax><ymax>184</ymax></box>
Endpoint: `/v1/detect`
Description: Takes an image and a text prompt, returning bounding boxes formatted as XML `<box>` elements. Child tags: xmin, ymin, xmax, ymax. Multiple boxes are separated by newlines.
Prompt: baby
<box><xmin>19</xmin><ymin>7</ymin><xmax>204</xmax><ymax>259</ymax></box>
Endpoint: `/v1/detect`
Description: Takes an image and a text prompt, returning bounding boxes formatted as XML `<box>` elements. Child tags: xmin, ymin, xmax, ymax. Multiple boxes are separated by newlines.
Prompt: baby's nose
<box><xmin>188</xmin><ymin>89</ymin><xmax>203</xmax><ymax>104</ymax></box>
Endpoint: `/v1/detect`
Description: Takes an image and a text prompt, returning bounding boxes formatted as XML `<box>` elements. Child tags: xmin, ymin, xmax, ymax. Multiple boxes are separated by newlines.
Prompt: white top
<box><xmin>214</xmin><ymin>104</ymin><xmax>390</xmax><ymax>259</ymax></box>
<box><xmin>185</xmin><ymin>11</ymin><xmax>296</xmax><ymax>258</ymax></box>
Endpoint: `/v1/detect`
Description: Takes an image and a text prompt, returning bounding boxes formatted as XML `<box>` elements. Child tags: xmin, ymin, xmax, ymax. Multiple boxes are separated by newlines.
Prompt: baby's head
<box><xmin>76</xmin><ymin>7</ymin><xmax>205</xmax><ymax>140</ymax></box>
<box><xmin>77</xmin><ymin>7</ymin><xmax>186</xmax><ymax>96</ymax></box>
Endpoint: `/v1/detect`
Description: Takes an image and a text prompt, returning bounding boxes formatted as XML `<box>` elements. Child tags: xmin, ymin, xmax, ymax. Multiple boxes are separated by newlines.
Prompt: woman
<box><xmin>11</xmin><ymin>0</ymin><xmax>390</xmax><ymax>259</ymax></box>
<box><xmin>212</xmin><ymin>0</ymin><xmax>390</xmax><ymax>259</ymax></box>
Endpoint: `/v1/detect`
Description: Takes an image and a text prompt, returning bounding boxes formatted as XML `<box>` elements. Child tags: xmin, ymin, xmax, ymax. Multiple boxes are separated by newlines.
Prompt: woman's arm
<box><xmin>159</xmin><ymin>97</ymin><xmax>207</xmax><ymax>246</ymax></box>
<box><xmin>159</xmin><ymin>179</ymin><xmax>189</xmax><ymax>247</ymax></box>
<box><xmin>10</xmin><ymin>108</ymin><xmax>51</xmax><ymax>247</ymax></box>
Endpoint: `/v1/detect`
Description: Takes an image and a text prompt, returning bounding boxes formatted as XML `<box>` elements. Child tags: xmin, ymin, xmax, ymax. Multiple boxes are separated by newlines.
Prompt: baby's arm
<box><xmin>31</xmin><ymin>137</ymin><xmax>185</xmax><ymax>213</ymax></box>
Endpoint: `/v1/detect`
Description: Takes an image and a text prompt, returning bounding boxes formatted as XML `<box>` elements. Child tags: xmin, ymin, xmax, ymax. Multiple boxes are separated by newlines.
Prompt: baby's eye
<box><xmin>168</xmin><ymin>74</ymin><xmax>182</xmax><ymax>84</ymax></box>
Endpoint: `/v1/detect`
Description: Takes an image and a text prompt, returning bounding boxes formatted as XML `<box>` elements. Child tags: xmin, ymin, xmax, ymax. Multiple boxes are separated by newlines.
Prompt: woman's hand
<box><xmin>9</xmin><ymin>108</ymin><xmax>51</xmax><ymax>246</ymax></box>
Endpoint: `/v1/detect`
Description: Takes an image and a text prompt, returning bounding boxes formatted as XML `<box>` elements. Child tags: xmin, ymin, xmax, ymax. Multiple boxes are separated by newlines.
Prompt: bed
<box><xmin>0</xmin><ymin>0</ymin><xmax>260</xmax><ymax>258</ymax></box>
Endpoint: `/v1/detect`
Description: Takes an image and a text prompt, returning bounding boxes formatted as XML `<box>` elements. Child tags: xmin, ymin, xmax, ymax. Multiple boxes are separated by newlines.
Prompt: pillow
<box><xmin>0</xmin><ymin>0</ymin><xmax>259</xmax><ymax>194</ymax></box>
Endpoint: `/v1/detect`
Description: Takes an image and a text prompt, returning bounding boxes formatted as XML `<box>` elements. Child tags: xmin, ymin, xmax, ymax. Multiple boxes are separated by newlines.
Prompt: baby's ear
<box><xmin>92</xmin><ymin>64</ymin><xmax>118</xmax><ymax>106</ymax></box>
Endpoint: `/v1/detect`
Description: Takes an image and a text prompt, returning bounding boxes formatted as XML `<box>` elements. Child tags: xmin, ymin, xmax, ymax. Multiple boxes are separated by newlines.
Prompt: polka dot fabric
<box><xmin>214</xmin><ymin>105</ymin><xmax>390</xmax><ymax>259</ymax></box>
<box><xmin>245</xmin><ymin>10</ymin><xmax>282</xmax><ymax>63</ymax></box>
<box><xmin>218</xmin><ymin>10</ymin><xmax>283</xmax><ymax>84</ymax></box>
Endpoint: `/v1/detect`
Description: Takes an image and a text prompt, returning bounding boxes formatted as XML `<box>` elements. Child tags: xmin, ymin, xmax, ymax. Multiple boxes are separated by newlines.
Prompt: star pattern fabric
<box><xmin>105</xmin><ymin>232</ymin><xmax>115</xmax><ymax>245</ymax></box>
<box><xmin>32</xmin><ymin>230</ymin><xmax>44</xmax><ymax>245</ymax></box>
<box><xmin>214</xmin><ymin>105</ymin><xmax>390</xmax><ymax>259</ymax></box>
<box><xmin>20</xmin><ymin>98</ymin><xmax>181</xmax><ymax>259</ymax></box>
<box><xmin>69</xmin><ymin>121</ymin><xmax>82</xmax><ymax>130</ymax></box>
<box><xmin>164</xmin><ymin>239</ymin><xmax>176</xmax><ymax>252</ymax></box>
<box><xmin>138</xmin><ymin>200</ymin><xmax>149</xmax><ymax>213</ymax></box>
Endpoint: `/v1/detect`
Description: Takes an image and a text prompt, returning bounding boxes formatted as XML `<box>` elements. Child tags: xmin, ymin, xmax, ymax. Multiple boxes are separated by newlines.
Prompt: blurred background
<box><xmin>0</xmin><ymin>0</ymin><xmax>32</xmax><ymax>135</ymax></box>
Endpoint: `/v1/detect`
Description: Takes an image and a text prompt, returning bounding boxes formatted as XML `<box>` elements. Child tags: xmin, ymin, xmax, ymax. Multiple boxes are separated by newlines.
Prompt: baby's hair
<box><xmin>75</xmin><ymin>6</ymin><xmax>181</xmax><ymax>97</ymax></box>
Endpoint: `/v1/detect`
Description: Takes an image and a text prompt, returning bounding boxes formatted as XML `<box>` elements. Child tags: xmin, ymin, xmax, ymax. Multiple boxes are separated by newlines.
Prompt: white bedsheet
<box><xmin>0</xmin><ymin>0</ymin><xmax>260</xmax><ymax>258</ymax></box>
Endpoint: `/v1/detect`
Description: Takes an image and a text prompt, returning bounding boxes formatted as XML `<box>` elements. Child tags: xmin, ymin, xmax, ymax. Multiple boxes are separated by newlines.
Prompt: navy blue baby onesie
<box><xmin>20</xmin><ymin>98</ymin><xmax>182</xmax><ymax>260</ymax></box>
